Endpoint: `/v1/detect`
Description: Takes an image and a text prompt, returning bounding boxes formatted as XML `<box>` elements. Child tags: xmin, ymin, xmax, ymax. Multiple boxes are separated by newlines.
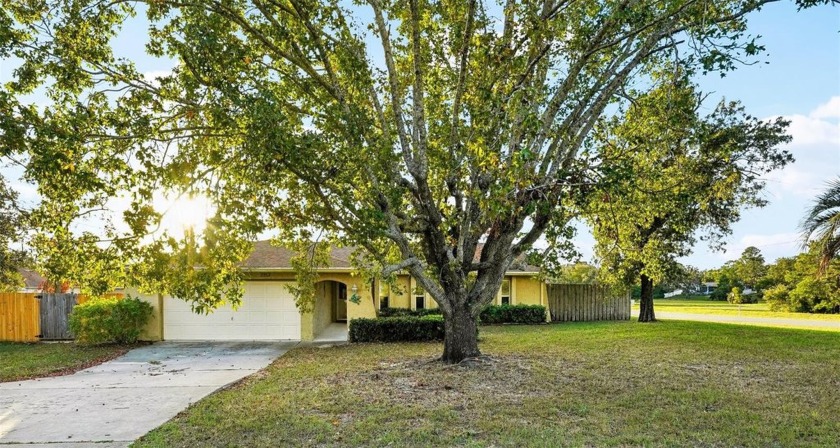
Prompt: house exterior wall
<box><xmin>514</xmin><ymin>277</ymin><xmax>544</xmax><ymax>306</ymax></box>
<box><xmin>381</xmin><ymin>275</ymin><xmax>412</xmax><ymax>309</ymax></box>
<box><xmin>384</xmin><ymin>274</ymin><xmax>543</xmax><ymax>311</ymax></box>
<box><xmin>125</xmin><ymin>287</ymin><xmax>164</xmax><ymax>341</ymax></box>
<box><xmin>135</xmin><ymin>270</ymin><xmax>546</xmax><ymax>342</ymax></box>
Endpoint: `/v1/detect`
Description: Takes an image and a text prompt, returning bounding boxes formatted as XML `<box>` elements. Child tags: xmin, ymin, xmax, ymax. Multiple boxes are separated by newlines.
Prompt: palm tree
<box><xmin>801</xmin><ymin>178</ymin><xmax>840</xmax><ymax>273</ymax></box>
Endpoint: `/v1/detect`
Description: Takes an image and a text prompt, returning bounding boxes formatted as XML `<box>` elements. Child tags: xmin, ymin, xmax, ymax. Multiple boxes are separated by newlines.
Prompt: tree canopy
<box><xmin>731</xmin><ymin>246</ymin><xmax>766</xmax><ymax>289</ymax></box>
<box><xmin>762</xmin><ymin>248</ymin><xmax>840</xmax><ymax>313</ymax></box>
<box><xmin>0</xmin><ymin>175</ymin><xmax>28</xmax><ymax>291</ymax></box>
<box><xmin>0</xmin><ymin>0</ymin><xmax>831</xmax><ymax>361</ymax></box>
<box><xmin>585</xmin><ymin>77</ymin><xmax>791</xmax><ymax>321</ymax></box>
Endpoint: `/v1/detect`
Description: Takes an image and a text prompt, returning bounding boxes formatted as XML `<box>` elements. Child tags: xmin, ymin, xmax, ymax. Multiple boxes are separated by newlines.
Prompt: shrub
<box><xmin>69</xmin><ymin>296</ymin><xmax>153</xmax><ymax>345</ymax></box>
<box><xmin>479</xmin><ymin>304</ymin><xmax>546</xmax><ymax>325</ymax></box>
<box><xmin>349</xmin><ymin>316</ymin><xmax>445</xmax><ymax>343</ymax></box>
<box><xmin>763</xmin><ymin>284</ymin><xmax>790</xmax><ymax>311</ymax></box>
<box><xmin>377</xmin><ymin>307</ymin><xmax>442</xmax><ymax>318</ymax></box>
<box><xmin>727</xmin><ymin>287</ymin><xmax>743</xmax><ymax>304</ymax></box>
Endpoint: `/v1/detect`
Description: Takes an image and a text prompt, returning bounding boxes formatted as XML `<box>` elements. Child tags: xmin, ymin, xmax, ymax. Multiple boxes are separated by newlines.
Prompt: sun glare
<box><xmin>154</xmin><ymin>194</ymin><xmax>215</xmax><ymax>238</ymax></box>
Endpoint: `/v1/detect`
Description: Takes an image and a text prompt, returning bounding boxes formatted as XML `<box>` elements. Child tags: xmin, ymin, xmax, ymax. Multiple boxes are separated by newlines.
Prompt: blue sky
<box><xmin>678</xmin><ymin>2</ymin><xmax>839</xmax><ymax>268</ymax></box>
<box><xmin>1</xmin><ymin>1</ymin><xmax>838</xmax><ymax>270</ymax></box>
<box><xmin>574</xmin><ymin>2</ymin><xmax>840</xmax><ymax>269</ymax></box>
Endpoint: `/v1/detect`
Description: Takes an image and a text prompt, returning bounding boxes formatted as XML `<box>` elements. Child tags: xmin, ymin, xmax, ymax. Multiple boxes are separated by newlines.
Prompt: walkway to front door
<box><xmin>313</xmin><ymin>323</ymin><xmax>349</xmax><ymax>343</ymax></box>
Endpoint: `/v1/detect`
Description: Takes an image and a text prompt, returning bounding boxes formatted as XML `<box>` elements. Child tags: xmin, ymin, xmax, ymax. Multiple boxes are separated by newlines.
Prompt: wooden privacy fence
<box><xmin>0</xmin><ymin>292</ymin><xmax>125</xmax><ymax>342</ymax></box>
<box><xmin>547</xmin><ymin>284</ymin><xmax>630</xmax><ymax>322</ymax></box>
<box><xmin>0</xmin><ymin>293</ymin><xmax>40</xmax><ymax>342</ymax></box>
<box><xmin>39</xmin><ymin>293</ymin><xmax>77</xmax><ymax>340</ymax></box>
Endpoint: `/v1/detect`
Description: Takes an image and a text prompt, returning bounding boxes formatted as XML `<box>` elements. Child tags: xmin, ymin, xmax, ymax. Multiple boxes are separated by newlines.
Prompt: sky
<box><xmin>1</xmin><ymin>1</ymin><xmax>838</xmax><ymax>271</ymax></box>
<box><xmin>572</xmin><ymin>2</ymin><xmax>840</xmax><ymax>269</ymax></box>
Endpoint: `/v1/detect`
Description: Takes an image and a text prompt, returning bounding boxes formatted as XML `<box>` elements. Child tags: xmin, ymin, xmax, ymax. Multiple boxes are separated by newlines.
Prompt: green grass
<box><xmin>643</xmin><ymin>296</ymin><xmax>840</xmax><ymax>321</ymax></box>
<box><xmin>135</xmin><ymin>322</ymin><xmax>840</xmax><ymax>447</ymax></box>
<box><xmin>0</xmin><ymin>342</ymin><xmax>131</xmax><ymax>382</ymax></box>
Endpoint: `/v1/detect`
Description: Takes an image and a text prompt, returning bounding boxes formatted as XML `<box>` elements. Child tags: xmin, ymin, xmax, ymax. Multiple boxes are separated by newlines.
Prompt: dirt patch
<box><xmin>323</xmin><ymin>354</ymin><xmax>544</xmax><ymax>411</ymax></box>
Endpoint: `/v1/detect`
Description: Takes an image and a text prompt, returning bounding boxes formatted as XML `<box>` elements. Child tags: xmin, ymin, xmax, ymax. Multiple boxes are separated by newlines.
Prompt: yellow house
<box><xmin>134</xmin><ymin>241</ymin><xmax>547</xmax><ymax>342</ymax></box>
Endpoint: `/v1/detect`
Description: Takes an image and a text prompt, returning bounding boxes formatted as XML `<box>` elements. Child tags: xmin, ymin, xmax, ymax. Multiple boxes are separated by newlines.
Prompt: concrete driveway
<box><xmin>0</xmin><ymin>341</ymin><xmax>296</xmax><ymax>447</ymax></box>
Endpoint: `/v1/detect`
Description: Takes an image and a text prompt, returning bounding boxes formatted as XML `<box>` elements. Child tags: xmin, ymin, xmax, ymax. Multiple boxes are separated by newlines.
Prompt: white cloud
<box><xmin>720</xmin><ymin>232</ymin><xmax>801</xmax><ymax>262</ymax></box>
<box><xmin>9</xmin><ymin>181</ymin><xmax>39</xmax><ymax>204</ymax></box>
<box><xmin>810</xmin><ymin>96</ymin><xmax>840</xmax><ymax>119</ymax></box>
<box><xmin>764</xmin><ymin>166</ymin><xmax>830</xmax><ymax>199</ymax></box>
<box><xmin>767</xmin><ymin>96</ymin><xmax>840</xmax><ymax>147</ymax></box>
<box><xmin>783</xmin><ymin>113</ymin><xmax>840</xmax><ymax>146</ymax></box>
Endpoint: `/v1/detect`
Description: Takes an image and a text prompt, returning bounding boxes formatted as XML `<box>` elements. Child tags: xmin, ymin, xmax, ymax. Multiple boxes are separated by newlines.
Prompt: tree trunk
<box><xmin>638</xmin><ymin>274</ymin><xmax>656</xmax><ymax>322</ymax></box>
<box><xmin>441</xmin><ymin>303</ymin><xmax>480</xmax><ymax>364</ymax></box>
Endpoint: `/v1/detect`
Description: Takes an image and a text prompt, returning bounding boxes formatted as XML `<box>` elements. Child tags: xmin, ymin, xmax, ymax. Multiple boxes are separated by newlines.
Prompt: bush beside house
<box><xmin>378</xmin><ymin>307</ymin><xmax>442</xmax><ymax>318</ymax></box>
<box><xmin>377</xmin><ymin>304</ymin><xmax>546</xmax><ymax>324</ymax></box>
<box><xmin>479</xmin><ymin>304</ymin><xmax>546</xmax><ymax>324</ymax></box>
<box><xmin>69</xmin><ymin>296</ymin><xmax>153</xmax><ymax>345</ymax></box>
<box><xmin>351</xmin><ymin>304</ymin><xmax>548</xmax><ymax>343</ymax></box>
<box><xmin>349</xmin><ymin>316</ymin><xmax>445</xmax><ymax>343</ymax></box>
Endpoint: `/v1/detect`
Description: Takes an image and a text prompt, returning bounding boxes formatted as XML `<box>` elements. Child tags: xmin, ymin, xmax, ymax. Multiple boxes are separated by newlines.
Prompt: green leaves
<box><xmin>0</xmin><ymin>171</ymin><xmax>31</xmax><ymax>291</ymax></box>
<box><xmin>761</xmin><ymin>247</ymin><xmax>840</xmax><ymax>313</ymax></box>
<box><xmin>0</xmin><ymin>0</ymin><xmax>826</xmax><ymax>324</ymax></box>
<box><xmin>587</xmin><ymin>77</ymin><xmax>792</xmax><ymax>290</ymax></box>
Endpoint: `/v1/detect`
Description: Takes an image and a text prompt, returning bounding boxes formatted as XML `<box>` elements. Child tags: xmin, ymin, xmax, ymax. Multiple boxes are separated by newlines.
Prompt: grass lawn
<box><xmin>643</xmin><ymin>296</ymin><xmax>840</xmax><ymax>321</ymax></box>
<box><xmin>135</xmin><ymin>322</ymin><xmax>840</xmax><ymax>447</ymax></box>
<box><xmin>0</xmin><ymin>342</ymin><xmax>132</xmax><ymax>382</ymax></box>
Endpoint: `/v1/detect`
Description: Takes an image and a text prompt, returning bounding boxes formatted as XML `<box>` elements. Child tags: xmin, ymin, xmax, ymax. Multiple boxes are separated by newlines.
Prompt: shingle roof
<box><xmin>17</xmin><ymin>268</ymin><xmax>46</xmax><ymax>289</ymax></box>
<box><xmin>242</xmin><ymin>241</ymin><xmax>540</xmax><ymax>274</ymax></box>
<box><xmin>241</xmin><ymin>240</ymin><xmax>354</xmax><ymax>270</ymax></box>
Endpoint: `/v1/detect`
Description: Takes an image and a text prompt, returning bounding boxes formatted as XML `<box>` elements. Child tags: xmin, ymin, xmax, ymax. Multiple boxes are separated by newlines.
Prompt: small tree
<box><xmin>555</xmin><ymin>263</ymin><xmax>599</xmax><ymax>284</ymax></box>
<box><xmin>733</xmin><ymin>246</ymin><xmax>767</xmax><ymax>290</ymax></box>
<box><xmin>587</xmin><ymin>77</ymin><xmax>791</xmax><ymax>322</ymax></box>
<box><xmin>727</xmin><ymin>287</ymin><xmax>743</xmax><ymax>305</ymax></box>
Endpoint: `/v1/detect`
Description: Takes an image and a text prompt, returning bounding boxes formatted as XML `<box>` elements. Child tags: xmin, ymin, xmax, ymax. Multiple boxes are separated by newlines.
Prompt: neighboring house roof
<box><xmin>17</xmin><ymin>268</ymin><xmax>46</xmax><ymax>290</ymax></box>
<box><xmin>242</xmin><ymin>241</ymin><xmax>539</xmax><ymax>274</ymax></box>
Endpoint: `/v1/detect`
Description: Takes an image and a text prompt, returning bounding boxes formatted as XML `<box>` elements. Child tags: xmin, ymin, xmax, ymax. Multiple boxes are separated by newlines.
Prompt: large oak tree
<box><xmin>0</xmin><ymin>0</ymin><xmax>831</xmax><ymax>362</ymax></box>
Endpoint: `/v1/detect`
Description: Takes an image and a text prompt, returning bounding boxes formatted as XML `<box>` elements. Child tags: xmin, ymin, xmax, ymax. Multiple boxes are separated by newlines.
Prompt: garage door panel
<box><xmin>163</xmin><ymin>281</ymin><xmax>301</xmax><ymax>340</ymax></box>
<box><xmin>247</xmin><ymin>297</ymin><xmax>267</xmax><ymax>310</ymax></box>
<box><xmin>247</xmin><ymin>312</ymin><xmax>268</xmax><ymax>324</ymax></box>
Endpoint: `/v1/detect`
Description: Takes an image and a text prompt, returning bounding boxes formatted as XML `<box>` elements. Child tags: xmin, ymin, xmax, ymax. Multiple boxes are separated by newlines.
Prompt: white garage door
<box><xmin>164</xmin><ymin>281</ymin><xmax>301</xmax><ymax>340</ymax></box>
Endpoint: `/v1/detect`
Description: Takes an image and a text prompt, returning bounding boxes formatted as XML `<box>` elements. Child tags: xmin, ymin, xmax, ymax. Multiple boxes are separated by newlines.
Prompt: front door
<box><xmin>335</xmin><ymin>283</ymin><xmax>348</xmax><ymax>321</ymax></box>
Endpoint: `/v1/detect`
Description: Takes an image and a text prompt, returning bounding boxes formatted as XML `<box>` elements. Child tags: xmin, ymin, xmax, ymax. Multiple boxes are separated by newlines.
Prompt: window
<box><xmin>500</xmin><ymin>279</ymin><xmax>511</xmax><ymax>305</ymax></box>
<box><xmin>413</xmin><ymin>285</ymin><xmax>426</xmax><ymax>310</ymax></box>
<box><xmin>379</xmin><ymin>283</ymin><xmax>390</xmax><ymax>310</ymax></box>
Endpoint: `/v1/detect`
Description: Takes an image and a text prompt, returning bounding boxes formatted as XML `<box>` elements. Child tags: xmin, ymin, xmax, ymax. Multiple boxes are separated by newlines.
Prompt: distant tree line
<box><xmin>673</xmin><ymin>245</ymin><xmax>840</xmax><ymax>314</ymax></box>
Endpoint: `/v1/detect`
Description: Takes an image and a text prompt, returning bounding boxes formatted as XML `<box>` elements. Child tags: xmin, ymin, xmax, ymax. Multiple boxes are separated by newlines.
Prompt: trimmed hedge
<box><xmin>69</xmin><ymin>296</ymin><xmax>153</xmax><ymax>345</ymax></box>
<box><xmin>479</xmin><ymin>304</ymin><xmax>546</xmax><ymax>324</ymax></box>
<box><xmin>377</xmin><ymin>307</ymin><xmax>442</xmax><ymax>318</ymax></box>
<box><xmin>350</xmin><ymin>304</ymin><xmax>546</xmax><ymax>343</ymax></box>
<box><xmin>349</xmin><ymin>316</ymin><xmax>445</xmax><ymax>343</ymax></box>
